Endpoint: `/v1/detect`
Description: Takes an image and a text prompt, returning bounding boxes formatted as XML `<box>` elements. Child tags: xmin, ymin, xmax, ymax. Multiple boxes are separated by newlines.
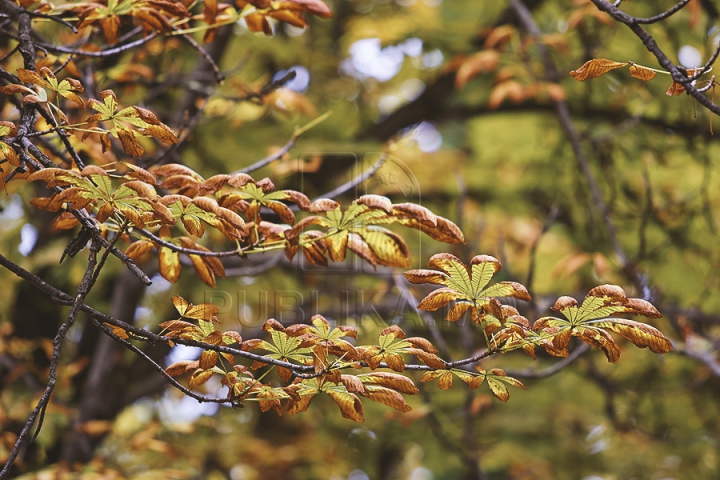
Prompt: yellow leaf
<box><xmin>159</xmin><ymin>247</ymin><xmax>181</xmax><ymax>283</ymax></box>
<box><xmin>188</xmin><ymin>369</ymin><xmax>214</xmax><ymax>388</ymax></box>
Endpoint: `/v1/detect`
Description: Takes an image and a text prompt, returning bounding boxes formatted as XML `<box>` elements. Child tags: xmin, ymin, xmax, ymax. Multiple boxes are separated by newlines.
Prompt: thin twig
<box><xmin>234</xmin><ymin>134</ymin><xmax>297</xmax><ymax>174</ymax></box>
<box><xmin>178</xmin><ymin>32</ymin><xmax>224</xmax><ymax>83</ymax></box>
<box><xmin>0</xmin><ymin>240</ymin><xmax>101</xmax><ymax>479</ymax></box>
<box><xmin>510</xmin><ymin>0</ymin><xmax>648</xmax><ymax>295</ymax></box>
<box><xmin>28</xmin><ymin>11</ymin><xmax>77</xmax><ymax>32</ymax></box>
<box><xmin>632</xmin><ymin>0</ymin><xmax>692</xmax><ymax>24</ymax></box>
<box><xmin>316</xmin><ymin>152</ymin><xmax>389</xmax><ymax>200</ymax></box>
<box><xmin>504</xmin><ymin>343</ymin><xmax>590</xmax><ymax>378</ymax></box>
<box><xmin>92</xmin><ymin>319</ymin><xmax>242</xmax><ymax>406</ymax></box>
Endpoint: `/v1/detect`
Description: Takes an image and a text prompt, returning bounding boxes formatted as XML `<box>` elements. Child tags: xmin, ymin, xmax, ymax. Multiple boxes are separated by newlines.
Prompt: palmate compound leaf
<box><xmin>532</xmin><ymin>284</ymin><xmax>672</xmax><ymax>363</ymax></box>
<box><xmin>158</xmin><ymin>194</ymin><xmax>246</xmax><ymax>240</ymax></box>
<box><xmin>285</xmin><ymin>195</ymin><xmax>464</xmax><ymax>268</ymax></box>
<box><xmin>419</xmin><ymin>367</ymin><xmax>525</xmax><ymax>402</ymax></box>
<box><xmin>357</xmin><ymin>325</ymin><xmax>445</xmax><ymax>372</ymax></box>
<box><xmin>86</xmin><ymin>90</ymin><xmax>178</xmax><ymax>156</ymax></box>
<box><xmin>405</xmin><ymin>254</ymin><xmax>531</xmax><ymax>327</ymax></box>
<box><xmin>28</xmin><ymin>165</ymin><xmax>175</xmax><ymax>233</ymax></box>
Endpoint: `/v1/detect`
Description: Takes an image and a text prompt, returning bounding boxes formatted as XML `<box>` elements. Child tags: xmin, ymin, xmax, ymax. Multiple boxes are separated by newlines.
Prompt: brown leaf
<box><xmin>403</xmin><ymin>269</ymin><xmax>448</xmax><ymax>285</ymax></box>
<box><xmin>309</xmin><ymin>198</ymin><xmax>340</xmax><ymax>212</ymax></box>
<box><xmin>576</xmin><ymin>327</ymin><xmax>621</xmax><ymax>363</ymax></box>
<box><xmin>361</xmin><ymin>386</ymin><xmax>411</xmax><ymax>412</ymax></box>
<box><xmin>417</xmin><ymin>287</ymin><xmax>465</xmax><ymax>311</ymax></box>
<box><xmin>380</xmin><ymin>325</ymin><xmax>406</xmax><ymax>339</ymax></box>
<box><xmin>456</xmin><ymin>50</ymin><xmax>499</xmax><ymax>89</ymax></box>
<box><xmin>629</xmin><ymin>64</ymin><xmax>657</xmax><ymax>82</ymax></box>
<box><xmin>405</xmin><ymin>337</ymin><xmax>438</xmax><ymax>354</ymax></box>
<box><xmin>595</xmin><ymin>318</ymin><xmax>673</xmax><ymax>354</ymax></box>
<box><xmin>488</xmin><ymin>80</ymin><xmax>526</xmax><ymax>109</ymax></box>
<box><xmin>341</xmin><ymin>375</ymin><xmax>367</xmax><ymax>394</ymax></box>
<box><xmin>624</xmin><ymin>298</ymin><xmax>662</xmax><ymax>318</ymax></box>
<box><xmin>410</xmin><ymin>349</ymin><xmax>446</xmax><ymax>369</ymax></box>
<box><xmin>158</xmin><ymin>319</ymin><xmax>195</xmax><ymax>332</ymax></box>
<box><xmin>385</xmin><ymin>353</ymin><xmax>406</xmax><ymax>372</ymax></box>
<box><xmin>356</xmin><ymin>194</ymin><xmax>393</xmax><ymax>213</ymax></box>
<box><xmin>569</xmin><ymin>59</ymin><xmax>627</xmax><ymax>81</ymax></box>
<box><xmin>223</xmin><ymin>331</ymin><xmax>243</xmax><ymax>345</ymax></box>
<box><xmin>165</xmin><ymin>360</ymin><xmax>199</xmax><ymax>377</ymax></box>
<box><xmin>117</xmin><ymin>127</ymin><xmax>144</xmax><ymax>157</ymax></box>
<box><xmin>199</xmin><ymin>350</ymin><xmax>218</xmax><ymax>370</ymax></box>
<box><xmin>277</xmin><ymin>366</ymin><xmax>293</xmax><ymax>383</ymax></box>
<box><xmin>446</xmin><ymin>302</ymin><xmax>472</xmax><ymax>322</ymax></box>
<box><xmin>484</xmin><ymin>24</ymin><xmax>515</xmax><ymax>49</ymax></box>
<box><xmin>286</xmin><ymin>391</ymin><xmax>314</xmax><ymax>415</ymax></box>
<box><xmin>551</xmin><ymin>296</ymin><xmax>578</xmax><ymax>311</ymax></box>
<box><xmin>52</xmin><ymin>212</ymin><xmax>80</xmax><ymax>231</ymax></box>
<box><xmin>359</xmin><ymin>372</ymin><xmax>419</xmax><ymax>395</ymax></box>
<box><xmin>487</xmin><ymin>378</ymin><xmax>510</xmax><ymax>402</ymax></box>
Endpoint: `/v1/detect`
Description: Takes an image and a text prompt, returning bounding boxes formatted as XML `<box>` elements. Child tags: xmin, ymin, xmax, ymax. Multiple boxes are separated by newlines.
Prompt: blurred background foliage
<box><xmin>2</xmin><ymin>0</ymin><xmax>720</xmax><ymax>478</ymax></box>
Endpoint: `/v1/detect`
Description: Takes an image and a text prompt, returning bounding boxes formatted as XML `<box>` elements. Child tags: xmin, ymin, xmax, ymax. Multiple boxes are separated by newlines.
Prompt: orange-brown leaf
<box><xmin>595</xmin><ymin>318</ymin><xmax>673</xmax><ymax>354</ymax></box>
<box><xmin>199</xmin><ymin>350</ymin><xmax>218</xmax><ymax>370</ymax></box>
<box><xmin>326</xmin><ymin>390</ymin><xmax>364</xmax><ymax>422</ymax></box>
<box><xmin>416</xmin><ymin>287</ymin><xmax>464</xmax><ymax>311</ymax></box>
<box><xmin>361</xmin><ymin>386</ymin><xmax>411</xmax><ymax>412</ymax></box>
<box><xmin>570</xmin><ymin>59</ymin><xmax>627</xmax><ymax>81</ymax></box>
<box><xmin>629</xmin><ymin>64</ymin><xmax>657</xmax><ymax>81</ymax></box>
<box><xmin>359</xmin><ymin>372</ymin><xmax>419</xmax><ymax>395</ymax></box>
<box><xmin>165</xmin><ymin>360</ymin><xmax>199</xmax><ymax>377</ymax></box>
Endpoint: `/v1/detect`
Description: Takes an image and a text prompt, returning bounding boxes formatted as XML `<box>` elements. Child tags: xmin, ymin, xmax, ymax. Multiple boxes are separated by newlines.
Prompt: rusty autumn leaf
<box><xmin>628</xmin><ymin>64</ymin><xmax>657</xmax><ymax>82</ymax></box>
<box><xmin>455</xmin><ymin>50</ymin><xmax>499</xmax><ymax>89</ymax></box>
<box><xmin>569</xmin><ymin>59</ymin><xmax>628</xmax><ymax>81</ymax></box>
<box><xmin>532</xmin><ymin>285</ymin><xmax>672</xmax><ymax>363</ymax></box>
<box><xmin>237</xmin><ymin>0</ymin><xmax>333</xmax><ymax>36</ymax></box>
<box><xmin>65</xmin><ymin>0</ymin><xmax>189</xmax><ymax>44</ymax></box>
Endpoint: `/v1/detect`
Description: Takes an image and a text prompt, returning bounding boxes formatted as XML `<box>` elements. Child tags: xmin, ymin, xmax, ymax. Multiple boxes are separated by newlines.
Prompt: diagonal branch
<box><xmin>0</xmin><ymin>240</ymin><xmax>101</xmax><ymax>479</ymax></box>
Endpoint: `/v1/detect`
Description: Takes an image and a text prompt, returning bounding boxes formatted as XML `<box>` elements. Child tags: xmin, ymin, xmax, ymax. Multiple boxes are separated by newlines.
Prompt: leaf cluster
<box><xmin>155</xmin><ymin>254</ymin><xmax>672</xmax><ymax>422</ymax></box>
